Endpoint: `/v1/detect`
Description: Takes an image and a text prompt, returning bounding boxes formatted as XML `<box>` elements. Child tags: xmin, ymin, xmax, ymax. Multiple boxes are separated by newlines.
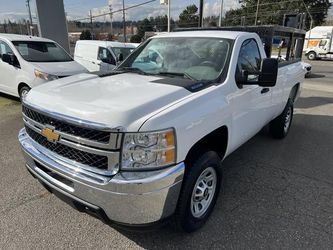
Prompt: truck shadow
<box><xmin>307</xmin><ymin>73</ymin><xmax>325</xmax><ymax>79</ymax></box>
<box><xmin>295</xmin><ymin>96</ymin><xmax>333</xmax><ymax>109</ymax></box>
<box><xmin>112</xmin><ymin>112</ymin><xmax>333</xmax><ymax>248</ymax></box>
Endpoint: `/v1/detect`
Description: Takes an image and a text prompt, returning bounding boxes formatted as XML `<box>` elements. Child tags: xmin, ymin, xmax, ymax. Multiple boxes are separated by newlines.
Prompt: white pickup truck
<box><xmin>19</xmin><ymin>26</ymin><xmax>305</xmax><ymax>232</ymax></box>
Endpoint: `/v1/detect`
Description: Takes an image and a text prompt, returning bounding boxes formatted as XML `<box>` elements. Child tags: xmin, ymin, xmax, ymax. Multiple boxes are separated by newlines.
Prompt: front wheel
<box><xmin>19</xmin><ymin>86</ymin><xmax>31</xmax><ymax>101</ymax></box>
<box><xmin>307</xmin><ymin>52</ymin><xmax>317</xmax><ymax>60</ymax></box>
<box><xmin>269</xmin><ymin>99</ymin><xmax>294</xmax><ymax>139</ymax></box>
<box><xmin>175</xmin><ymin>151</ymin><xmax>222</xmax><ymax>232</ymax></box>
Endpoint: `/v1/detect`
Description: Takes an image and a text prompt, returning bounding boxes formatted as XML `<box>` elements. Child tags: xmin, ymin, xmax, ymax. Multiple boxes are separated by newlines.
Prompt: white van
<box><xmin>74</xmin><ymin>40</ymin><xmax>137</xmax><ymax>73</ymax></box>
<box><xmin>0</xmin><ymin>34</ymin><xmax>88</xmax><ymax>99</ymax></box>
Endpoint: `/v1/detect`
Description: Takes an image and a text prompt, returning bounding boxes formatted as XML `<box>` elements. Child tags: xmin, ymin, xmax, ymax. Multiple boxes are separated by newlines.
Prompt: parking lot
<box><xmin>0</xmin><ymin>59</ymin><xmax>332</xmax><ymax>249</ymax></box>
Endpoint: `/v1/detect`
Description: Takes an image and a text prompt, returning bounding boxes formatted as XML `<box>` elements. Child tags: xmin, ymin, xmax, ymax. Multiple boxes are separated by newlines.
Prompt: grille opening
<box><xmin>25</xmin><ymin>126</ymin><xmax>108</xmax><ymax>170</ymax></box>
<box><xmin>35</xmin><ymin>161</ymin><xmax>74</xmax><ymax>188</ymax></box>
<box><xmin>22</xmin><ymin>105</ymin><xmax>111</xmax><ymax>143</ymax></box>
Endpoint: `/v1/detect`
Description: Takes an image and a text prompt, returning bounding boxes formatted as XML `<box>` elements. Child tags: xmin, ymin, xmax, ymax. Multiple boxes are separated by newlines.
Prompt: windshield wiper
<box><xmin>119</xmin><ymin>67</ymin><xmax>147</xmax><ymax>75</ymax></box>
<box><xmin>157</xmin><ymin>71</ymin><xmax>197</xmax><ymax>81</ymax></box>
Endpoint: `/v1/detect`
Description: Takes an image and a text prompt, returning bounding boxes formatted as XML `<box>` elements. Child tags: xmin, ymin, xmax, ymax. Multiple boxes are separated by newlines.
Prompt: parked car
<box><xmin>0</xmin><ymin>34</ymin><xmax>88</xmax><ymax>99</ymax></box>
<box><xmin>74</xmin><ymin>40</ymin><xmax>137</xmax><ymax>73</ymax></box>
<box><xmin>301</xmin><ymin>61</ymin><xmax>312</xmax><ymax>77</ymax></box>
<box><xmin>19</xmin><ymin>26</ymin><xmax>304</xmax><ymax>232</ymax></box>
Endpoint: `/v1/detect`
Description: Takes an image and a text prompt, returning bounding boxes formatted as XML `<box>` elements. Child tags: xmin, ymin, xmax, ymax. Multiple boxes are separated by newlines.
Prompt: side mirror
<box><xmin>117</xmin><ymin>53</ymin><xmax>124</xmax><ymax>62</ymax></box>
<box><xmin>2</xmin><ymin>54</ymin><xmax>20</xmax><ymax>68</ymax></box>
<box><xmin>240</xmin><ymin>58</ymin><xmax>278</xmax><ymax>87</ymax></box>
<box><xmin>258</xmin><ymin>58</ymin><xmax>278</xmax><ymax>87</ymax></box>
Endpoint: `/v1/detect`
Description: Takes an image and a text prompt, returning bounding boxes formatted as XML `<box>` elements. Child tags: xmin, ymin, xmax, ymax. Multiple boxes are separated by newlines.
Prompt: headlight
<box><xmin>34</xmin><ymin>69</ymin><xmax>58</xmax><ymax>81</ymax></box>
<box><xmin>121</xmin><ymin>128</ymin><xmax>176</xmax><ymax>170</ymax></box>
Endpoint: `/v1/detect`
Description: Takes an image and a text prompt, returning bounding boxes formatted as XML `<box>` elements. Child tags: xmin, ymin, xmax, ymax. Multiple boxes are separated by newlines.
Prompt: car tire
<box><xmin>307</xmin><ymin>52</ymin><xmax>316</xmax><ymax>60</ymax></box>
<box><xmin>174</xmin><ymin>151</ymin><xmax>222</xmax><ymax>233</ymax></box>
<box><xmin>269</xmin><ymin>99</ymin><xmax>294</xmax><ymax>139</ymax></box>
<box><xmin>19</xmin><ymin>86</ymin><xmax>31</xmax><ymax>101</ymax></box>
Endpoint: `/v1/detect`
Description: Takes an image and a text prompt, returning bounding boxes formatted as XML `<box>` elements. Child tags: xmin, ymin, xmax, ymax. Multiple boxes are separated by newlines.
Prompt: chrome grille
<box><xmin>22</xmin><ymin>105</ymin><xmax>111</xmax><ymax>143</ymax></box>
<box><xmin>25</xmin><ymin>126</ymin><xmax>108</xmax><ymax>170</ymax></box>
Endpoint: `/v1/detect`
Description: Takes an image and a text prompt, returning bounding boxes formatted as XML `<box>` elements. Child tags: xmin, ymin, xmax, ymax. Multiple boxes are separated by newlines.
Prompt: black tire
<box><xmin>175</xmin><ymin>151</ymin><xmax>222</xmax><ymax>232</ymax></box>
<box><xmin>307</xmin><ymin>51</ymin><xmax>317</xmax><ymax>61</ymax></box>
<box><xmin>269</xmin><ymin>99</ymin><xmax>293</xmax><ymax>139</ymax></box>
<box><xmin>19</xmin><ymin>85</ymin><xmax>31</xmax><ymax>101</ymax></box>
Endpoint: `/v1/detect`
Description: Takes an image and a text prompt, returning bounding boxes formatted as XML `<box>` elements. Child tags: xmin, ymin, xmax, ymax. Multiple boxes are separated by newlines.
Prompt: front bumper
<box><xmin>19</xmin><ymin>128</ymin><xmax>185</xmax><ymax>225</ymax></box>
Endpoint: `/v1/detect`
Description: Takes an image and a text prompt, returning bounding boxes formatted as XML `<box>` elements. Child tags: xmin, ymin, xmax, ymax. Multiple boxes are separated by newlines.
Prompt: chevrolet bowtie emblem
<box><xmin>41</xmin><ymin>127</ymin><xmax>60</xmax><ymax>143</ymax></box>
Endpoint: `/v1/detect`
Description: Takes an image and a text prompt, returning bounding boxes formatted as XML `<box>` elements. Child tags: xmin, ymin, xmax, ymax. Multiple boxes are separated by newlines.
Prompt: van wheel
<box><xmin>307</xmin><ymin>52</ymin><xmax>316</xmax><ymax>60</ymax></box>
<box><xmin>269</xmin><ymin>99</ymin><xmax>293</xmax><ymax>139</ymax></box>
<box><xmin>175</xmin><ymin>151</ymin><xmax>222</xmax><ymax>232</ymax></box>
<box><xmin>19</xmin><ymin>86</ymin><xmax>31</xmax><ymax>101</ymax></box>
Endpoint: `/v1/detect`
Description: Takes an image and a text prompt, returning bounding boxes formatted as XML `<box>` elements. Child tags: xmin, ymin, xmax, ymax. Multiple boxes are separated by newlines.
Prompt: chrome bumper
<box><xmin>19</xmin><ymin>128</ymin><xmax>185</xmax><ymax>225</ymax></box>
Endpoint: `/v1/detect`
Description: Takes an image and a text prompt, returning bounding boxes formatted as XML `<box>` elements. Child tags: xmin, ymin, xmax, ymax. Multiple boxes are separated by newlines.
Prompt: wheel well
<box><xmin>18</xmin><ymin>83</ymin><xmax>30</xmax><ymax>95</ymax></box>
<box><xmin>184</xmin><ymin>126</ymin><xmax>228</xmax><ymax>168</ymax></box>
<box><xmin>289</xmin><ymin>83</ymin><xmax>300</xmax><ymax>103</ymax></box>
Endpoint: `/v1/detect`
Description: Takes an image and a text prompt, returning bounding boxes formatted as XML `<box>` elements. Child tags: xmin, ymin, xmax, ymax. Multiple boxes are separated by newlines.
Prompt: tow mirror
<box><xmin>240</xmin><ymin>58</ymin><xmax>278</xmax><ymax>87</ymax></box>
<box><xmin>2</xmin><ymin>54</ymin><xmax>20</xmax><ymax>68</ymax></box>
<box><xmin>258</xmin><ymin>58</ymin><xmax>278</xmax><ymax>87</ymax></box>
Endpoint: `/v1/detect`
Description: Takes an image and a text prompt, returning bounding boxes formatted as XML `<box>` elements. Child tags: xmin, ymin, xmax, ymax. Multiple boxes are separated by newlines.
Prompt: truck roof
<box><xmin>0</xmin><ymin>33</ymin><xmax>54</xmax><ymax>42</ymax></box>
<box><xmin>76</xmin><ymin>40</ymin><xmax>137</xmax><ymax>48</ymax></box>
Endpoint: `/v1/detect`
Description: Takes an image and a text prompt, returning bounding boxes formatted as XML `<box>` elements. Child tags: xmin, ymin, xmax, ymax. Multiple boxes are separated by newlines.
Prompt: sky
<box><xmin>0</xmin><ymin>0</ymin><xmax>332</xmax><ymax>23</ymax></box>
<box><xmin>0</xmin><ymin>0</ymin><xmax>240</xmax><ymax>22</ymax></box>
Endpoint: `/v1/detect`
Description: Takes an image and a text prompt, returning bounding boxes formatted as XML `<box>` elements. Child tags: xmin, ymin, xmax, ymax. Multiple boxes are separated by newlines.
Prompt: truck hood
<box><xmin>31</xmin><ymin>61</ymin><xmax>88</xmax><ymax>76</ymax></box>
<box><xmin>25</xmin><ymin>73</ymin><xmax>191</xmax><ymax>130</ymax></box>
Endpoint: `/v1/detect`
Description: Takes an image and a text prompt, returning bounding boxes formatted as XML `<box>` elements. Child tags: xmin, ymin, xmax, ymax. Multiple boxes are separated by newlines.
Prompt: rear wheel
<box><xmin>19</xmin><ymin>85</ymin><xmax>30</xmax><ymax>101</ymax></box>
<box><xmin>175</xmin><ymin>151</ymin><xmax>222</xmax><ymax>232</ymax></box>
<box><xmin>269</xmin><ymin>99</ymin><xmax>293</xmax><ymax>139</ymax></box>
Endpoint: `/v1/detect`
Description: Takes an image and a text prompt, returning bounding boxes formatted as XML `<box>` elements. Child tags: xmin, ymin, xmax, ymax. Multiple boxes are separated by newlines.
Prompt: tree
<box><xmin>137</xmin><ymin>18</ymin><xmax>154</xmax><ymax>39</ymax></box>
<box><xmin>80</xmin><ymin>30</ymin><xmax>92</xmax><ymax>40</ymax></box>
<box><xmin>130</xmin><ymin>34</ymin><xmax>142</xmax><ymax>43</ymax></box>
<box><xmin>224</xmin><ymin>0</ymin><xmax>331</xmax><ymax>29</ymax></box>
<box><xmin>178</xmin><ymin>4</ymin><xmax>199</xmax><ymax>28</ymax></box>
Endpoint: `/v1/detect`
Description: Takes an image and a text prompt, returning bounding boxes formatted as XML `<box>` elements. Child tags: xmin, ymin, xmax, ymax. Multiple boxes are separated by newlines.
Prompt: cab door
<box><xmin>0</xmin><ymin>40</ymin><xmax>20</xmax><ymax>95</ymax></box>
<box><xmin>230</xmin><ymin>38</ymin><xmax>273</xmax><ymax>149</ymax></box>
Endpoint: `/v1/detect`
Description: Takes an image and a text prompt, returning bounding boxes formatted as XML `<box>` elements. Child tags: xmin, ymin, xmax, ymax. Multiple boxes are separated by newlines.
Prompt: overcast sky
<box><xmin>0</xmin><ymin>0</ymin><xmax>332</xmax><ymax>23</ymax></box>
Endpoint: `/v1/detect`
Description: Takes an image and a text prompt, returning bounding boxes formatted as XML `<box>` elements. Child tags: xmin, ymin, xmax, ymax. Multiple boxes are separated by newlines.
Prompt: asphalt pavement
<box><xmin>0</xmin><ymin>59</ymin><xmax>332</xmax><ymax>249</ymax></box>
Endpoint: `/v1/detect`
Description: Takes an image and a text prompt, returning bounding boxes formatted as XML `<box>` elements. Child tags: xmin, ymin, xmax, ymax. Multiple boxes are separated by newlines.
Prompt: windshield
<box><xmin>111</xmin><ymin>47</ymin><xmax>135</xmax><ymax>61</ymax></box>
<box><xmin>119</xmin><ymin>37</ymin><xmax>231</xmax><ymax>81</ymax></box>
<box><xmin>12</xmin><ymin>41</ymin><xmax>73</xmax><ymax>62</ymax></box>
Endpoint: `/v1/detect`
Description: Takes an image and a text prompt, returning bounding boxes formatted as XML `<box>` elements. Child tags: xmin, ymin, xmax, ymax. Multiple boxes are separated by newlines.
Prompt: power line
<box><xmin>71</xmin><ymin>0</ymin><xmax>157</xmax><ymax>22</ymax></box>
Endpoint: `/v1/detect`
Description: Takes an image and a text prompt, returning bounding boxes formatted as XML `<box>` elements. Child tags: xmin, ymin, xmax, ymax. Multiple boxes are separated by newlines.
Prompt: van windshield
<box><xmin>12</xmin><ymin>41</ymin><xmax>73</xmax><ymax>62</ymax></box>
<box><xmin>119</xmin><ymin>37</ymin><xmax>231</xmax><ymax>81</ymax></box>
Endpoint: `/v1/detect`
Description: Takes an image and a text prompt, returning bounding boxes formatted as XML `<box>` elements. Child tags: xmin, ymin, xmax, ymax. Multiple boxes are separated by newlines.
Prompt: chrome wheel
<box><xmin>190</xmin><ymin>167</ymin><xmax>217</xmax><ymax>218</ymax></box>
<box><xmin>284</xmin><ymin>106</ymin><xmax>292</xmax><ymax>133</ymax></box>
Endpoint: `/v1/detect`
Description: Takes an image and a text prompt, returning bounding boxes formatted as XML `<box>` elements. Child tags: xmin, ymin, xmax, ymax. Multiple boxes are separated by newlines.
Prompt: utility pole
<box><xmin>199</xmin><ymin>0</ymin><xmax>203</xmax><ymax>27</ymax></box>
<box><xmin>90</xmin><ymin>10</ymin><xmax>94</xmax><ymax>39</ymax></box>
<box><xmin>300</xmin><ymin>0</ymin><xmax>314</xmax><ymax>48</ymax></box>
<box><xmin>219</xmin><ymin>0</ymin><xmax>224</xmax><ymax>27</ymax></box>
<box><xmin>26</xmin><ymin>0</ymin><xmax>33</xmax><ymax>35</ymax></box>
<box><xmin>122</xmin><ymin>0</ymin><xmax>126</xmax><ymax>42</ymax></box>
<box><xmin>254</xmin><ymin>0</ymin><xmax>260</xmax><ymax>25</ymax></box>
<box><xmin>168</xmin><ymin>0</ymin><xmax>171</xmax><ymax>32</ymax></box>
<box><xmin>109</xmin><ymin>4</ymin><xmax>113</xmax><ymax>36</ymax></box>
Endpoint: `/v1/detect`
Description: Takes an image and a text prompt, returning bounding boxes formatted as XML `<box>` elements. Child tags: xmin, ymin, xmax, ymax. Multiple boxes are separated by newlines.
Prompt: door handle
<box><xmin>261</xmin><ymin>88</ymin><xmax>270</xmax><ymax>94</ymax></box>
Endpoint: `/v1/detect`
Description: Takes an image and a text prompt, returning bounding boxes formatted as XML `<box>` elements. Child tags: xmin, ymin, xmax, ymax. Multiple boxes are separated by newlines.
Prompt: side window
<box><xmin>237</xmin><ymin>39</ymin><xmax>261</xmax><ymax>72</ymax></box>
<box><xmin>235</xmin><ymin>39</ymin><xmax>261</xmax><ymax>85</ymax></box>
<box><xmin>97</xmin><ymin>47</ymin><xmax>115</xmax><ymax>65</ymax></box>
<box><xmin>0</xmin><ymin>41</ymin><xmax>14</xmax><ymax>58</ymax></box>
